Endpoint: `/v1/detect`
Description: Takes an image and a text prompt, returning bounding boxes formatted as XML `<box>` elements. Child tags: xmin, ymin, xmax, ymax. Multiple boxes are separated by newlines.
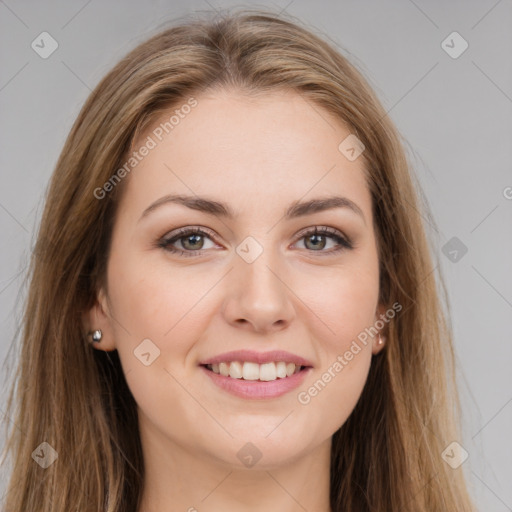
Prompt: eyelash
<box><xmin>157</xmin><ymin>226</ymin><xmax>353</xmax><ymax>258</ymax></box>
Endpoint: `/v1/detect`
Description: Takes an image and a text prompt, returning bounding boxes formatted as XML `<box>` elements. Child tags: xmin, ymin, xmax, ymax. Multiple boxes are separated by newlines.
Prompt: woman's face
<box><xmin>92</xmin><ymin>88</ymin><xmax>385</xmax><ymax>469</ymax></box>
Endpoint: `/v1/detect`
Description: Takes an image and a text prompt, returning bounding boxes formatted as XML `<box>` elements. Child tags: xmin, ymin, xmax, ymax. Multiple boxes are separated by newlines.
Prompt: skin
<box><xmin>84</xmin><ymin>88</ymin><xmax>387</xmax><ymax>512</ymax></box>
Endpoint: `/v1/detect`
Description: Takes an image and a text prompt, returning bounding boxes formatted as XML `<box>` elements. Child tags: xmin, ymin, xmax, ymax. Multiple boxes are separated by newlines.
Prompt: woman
<box><xmin>2</xmin><ymin>8</ymin><xmax>476</xmax><ymax>511</ymax></box>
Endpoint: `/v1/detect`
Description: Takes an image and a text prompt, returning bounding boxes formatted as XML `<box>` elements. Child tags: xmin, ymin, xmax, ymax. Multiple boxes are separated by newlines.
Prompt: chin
<box><xmin>203</xmin><ymin>429</ymin><xmax>315</xmax><ymax>470</ymax></box>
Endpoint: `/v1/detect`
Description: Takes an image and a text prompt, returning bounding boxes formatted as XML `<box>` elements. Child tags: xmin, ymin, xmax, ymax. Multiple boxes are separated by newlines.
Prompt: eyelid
<box><xmin>159</xmin><ymin>225</ymin><xmax>220</xmax><ymax>248</ymax></box>
<box><xmin>161</xmin><ymin>225</ymin><xmax>217</xmax><ymax>239</ymax></box>
<box><xmin>293</xmin><ymin>225</ymin><xmax>346</xmax><ymax>242</ymax></box>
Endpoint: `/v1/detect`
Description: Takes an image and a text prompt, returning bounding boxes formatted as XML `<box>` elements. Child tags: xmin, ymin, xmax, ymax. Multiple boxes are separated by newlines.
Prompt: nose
<box><xmin>221</xmin><ymin>246</ymin><xmax>296</xmax><ymax>334</ymax></box>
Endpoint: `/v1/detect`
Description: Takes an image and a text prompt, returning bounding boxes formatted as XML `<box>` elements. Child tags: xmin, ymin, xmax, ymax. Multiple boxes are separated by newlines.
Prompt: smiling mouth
<box><xmin>201</xmin><ymin>361</ymin><xmax>309</xmax><ymax>382</ymax></box>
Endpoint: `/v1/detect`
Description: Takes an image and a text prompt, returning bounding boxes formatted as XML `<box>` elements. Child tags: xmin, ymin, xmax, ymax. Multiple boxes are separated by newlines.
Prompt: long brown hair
<box><xmin>2</xmin><ymin>8</ymin><xmax>476</xmax><ymax>511</ymax></box>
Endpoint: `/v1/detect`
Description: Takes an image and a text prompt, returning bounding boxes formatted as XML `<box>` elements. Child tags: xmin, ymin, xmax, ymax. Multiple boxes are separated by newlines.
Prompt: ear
<box><xmin>82</xmin><ymin>287</ymin><xmax>117</xmax><ymax>352</ymax></box>
<box><xmin>371</xmin><ymin>302</ymin><xmax>388</xmax><ymax>355</ymax></box>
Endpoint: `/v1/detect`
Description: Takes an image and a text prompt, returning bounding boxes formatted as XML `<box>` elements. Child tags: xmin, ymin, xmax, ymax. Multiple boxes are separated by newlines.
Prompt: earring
<box><xmin>87</xmin><ymin>329</ymin><xmax>102</xmax><ymax>343</ymax></box>
<box><xmin>378</xmin><ymin>334</ymin><xmax>384</xmax><ymax>345</ymax></box>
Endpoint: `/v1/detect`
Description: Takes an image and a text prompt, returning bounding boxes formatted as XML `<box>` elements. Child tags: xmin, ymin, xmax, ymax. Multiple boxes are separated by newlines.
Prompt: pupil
<box><xmin>184</xmin><ymin>234</ymin><xmax>203</xmax><ymax>250</ymax></box>
<box><xmin>307</xmin><ymin>234</ymin><xmax>325</xmax><ymax>250</ymax></box>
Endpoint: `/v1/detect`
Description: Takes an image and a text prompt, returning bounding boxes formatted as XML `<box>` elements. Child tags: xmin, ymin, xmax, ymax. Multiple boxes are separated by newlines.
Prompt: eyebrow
<box><xmin>138</xmin><ymin>193</ymin><xmax>366</xmax><ymax>224</ymax></box>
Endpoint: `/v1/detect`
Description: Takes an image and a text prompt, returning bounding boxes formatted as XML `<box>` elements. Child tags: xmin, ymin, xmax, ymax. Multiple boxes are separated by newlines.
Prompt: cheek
<box><xmin>105</xmin><ymin>256</ymin><xmax>218</xmax><ymax>431</ymax></box>
<box><xmin>292</xmin><ymin>255</ymin><xmax>379</xmax><ymax>421</ymax></box>
<box><xmin>326</xmin><ymin>276</ymin><xmax>378</xmax><ymax>342</ymax></box>
<box><xmin>106</xmin><ymin>253</ymin><xmax>218</xmax><ymax>359</ymax></box>
<box><xmin>293</xmin><ymin>266</ymin><xmax>378</xmax><ymax>432</ymax></box>
<box><xmin>297</xmin><ymin>259</ymin><xmax>380</xmax><ymax>351</ymax></box>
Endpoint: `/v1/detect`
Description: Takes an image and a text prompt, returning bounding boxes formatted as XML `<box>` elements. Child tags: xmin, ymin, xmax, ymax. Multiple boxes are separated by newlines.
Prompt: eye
<box><xmin>157</xmin><ymin>225</ymin><xmax>353</xmax><ymax>258</ymax></box>
<box><xmin>293</xmin><ymin>226</ymin><xmax>353</xmax><ymax>254</ymax></box>
<box><xmin>157</xmin><ymin>227</ymin><xmax>218</xmax><ymax>257</ymax></box>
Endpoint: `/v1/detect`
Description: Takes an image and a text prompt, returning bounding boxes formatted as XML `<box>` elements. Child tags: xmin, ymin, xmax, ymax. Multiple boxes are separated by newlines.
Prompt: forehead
<box><xmin>118</xmin><ymin>89</ymin><xmax>372</xmax><ymax>223</ymax></box>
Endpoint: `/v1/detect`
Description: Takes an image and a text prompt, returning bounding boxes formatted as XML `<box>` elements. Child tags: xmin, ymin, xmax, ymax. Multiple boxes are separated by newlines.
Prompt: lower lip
<box><xmin>199</xmin><ymin>365</ymin><xmax>312</xmax><ymax>399</ymax></box>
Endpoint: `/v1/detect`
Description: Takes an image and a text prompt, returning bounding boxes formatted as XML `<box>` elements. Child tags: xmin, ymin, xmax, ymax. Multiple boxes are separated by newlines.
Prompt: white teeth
<box><xmin>242</xmin><ymin>362</ymin><xmax>260</xmax><ymax>381</ymax></box>
<box><xmin>206</xmin><ymin>361</ymin><xmax>305</xmax><ymax>381</ymax></box>
<box><xmin>259</xmin><ymin>362</ymin><xmax>276</xmax><ymax>381</ymax></box>
<box><xmin>276</xmin><ymin>361</ymin><xmax>287</xmax><ymax>379</ymax></box>
<box><xmin>229</xmin><ymin>361</ymin><xmax>243</xmax><ymax>379</ymax></box>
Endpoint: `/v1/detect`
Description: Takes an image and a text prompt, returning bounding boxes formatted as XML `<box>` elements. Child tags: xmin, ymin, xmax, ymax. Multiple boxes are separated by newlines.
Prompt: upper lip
<box><xmin>199</xmin><ymin>350</ymin><xmax>313</xmax><ymax>367</ymax></box>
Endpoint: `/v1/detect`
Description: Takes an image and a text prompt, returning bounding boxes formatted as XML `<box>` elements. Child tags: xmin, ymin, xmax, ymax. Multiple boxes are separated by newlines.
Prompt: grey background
<box><xmin>1</xmin><ymin>0</ymin><xmax>511</xmax><ymax>510</ymax></box>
